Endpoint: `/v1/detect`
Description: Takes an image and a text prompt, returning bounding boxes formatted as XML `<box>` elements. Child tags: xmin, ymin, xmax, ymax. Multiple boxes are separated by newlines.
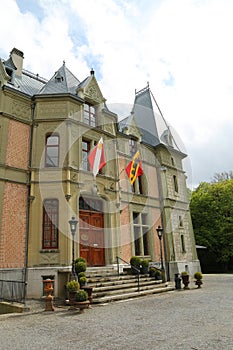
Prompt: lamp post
<box><xmin>156</xmin><ymin>225</ymin><xmax>164</xmax><ymax>271</ymax></box>
<box><xmin>69</xmin><ymin>216</ymin><xmax>78</xmax><ymax>280</ymax></box>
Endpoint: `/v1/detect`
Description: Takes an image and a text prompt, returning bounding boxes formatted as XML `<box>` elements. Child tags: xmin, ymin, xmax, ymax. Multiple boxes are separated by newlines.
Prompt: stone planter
<box><xmin>68</xmin><ymin>291</ymin><xmax>77</xmax><ymax>310</ymax></box>
<box><xmin>74</xmin><ymin>300</ymin><xmax>90</xmax><ymax>313</ymax></box>
<box><xmin>195</xmin><ymin>280</ymin><xmax>203</xmax><ymax>288</ymax></box>
<box><xmin>181</xmin><ymin>274</ymin><xmax>190</xmax><ymax>289</ymax></box>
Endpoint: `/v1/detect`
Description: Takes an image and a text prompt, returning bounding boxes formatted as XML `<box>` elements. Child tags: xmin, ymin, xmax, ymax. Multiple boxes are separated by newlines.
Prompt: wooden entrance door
<box><xmin>79</xmin><ymin>211</ymin><xmax>105</xmax><ymax>266</ymax></box>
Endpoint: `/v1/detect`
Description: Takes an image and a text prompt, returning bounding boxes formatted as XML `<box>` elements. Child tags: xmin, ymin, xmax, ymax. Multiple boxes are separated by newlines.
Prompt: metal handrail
<box><xmin>116</xmin><ymin>256</ymin><xmax>140</xmax><ymax>292</ymax></box>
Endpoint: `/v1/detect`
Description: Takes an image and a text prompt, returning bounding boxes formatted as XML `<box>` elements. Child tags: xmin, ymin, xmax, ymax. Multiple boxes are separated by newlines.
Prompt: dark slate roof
<box><xmin>118</xmin><ymin>86</ymin><xmax>185</xmax><ymax>153</ymax></box>
<box><xmin>119</xmin><ymin>86</ymin><xmax>160</xmax><ymax>146</ymax></box>
<box><xmin>1</xmin><ymin>57</ymin><xmax>47</xmax><ymax>96</ymax></box>
<box><xmin>38</xmin><ymin>63</ymin><xmax>80</xmax><ymax>95</ymax></box>
<box><xmin>15</xmin><ymin>70</ymin><xmax>47</xmax><ymax>95</ymax></box>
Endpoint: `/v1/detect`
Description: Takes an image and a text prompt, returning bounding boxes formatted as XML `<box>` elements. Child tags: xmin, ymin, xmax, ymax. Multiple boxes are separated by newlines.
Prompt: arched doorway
<box><xmin>79</xmin><ymin>197</ymin><xmax>105</xmax><ymax>266</ymax></box>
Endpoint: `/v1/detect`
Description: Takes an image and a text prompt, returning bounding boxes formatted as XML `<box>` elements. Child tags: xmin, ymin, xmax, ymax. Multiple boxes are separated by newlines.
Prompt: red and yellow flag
<box><xmin>125</xmin><ymin>151</ymin><xmax>143</xmax><ymax>185</ymax></box>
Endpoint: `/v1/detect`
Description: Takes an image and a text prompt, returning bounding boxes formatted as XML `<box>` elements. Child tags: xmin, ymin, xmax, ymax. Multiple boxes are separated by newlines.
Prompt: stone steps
<box><xmin>85</xmin><ymin>267</ymin><xmax>175</xmax><ymax>304</ymax></box>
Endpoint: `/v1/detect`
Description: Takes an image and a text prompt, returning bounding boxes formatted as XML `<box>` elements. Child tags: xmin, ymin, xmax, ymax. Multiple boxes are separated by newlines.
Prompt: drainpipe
<box><xmin>156</xmin><ymin>162</ymin><xmax>169</xmax><ymax>281</ymax></box>
<box><xmin>23</xmin><ymin>99</ymin><xmax>35</xmax><ymax>302</ymax></box>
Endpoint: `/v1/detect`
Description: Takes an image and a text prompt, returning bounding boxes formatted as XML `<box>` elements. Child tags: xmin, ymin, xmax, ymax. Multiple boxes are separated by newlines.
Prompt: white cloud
<box><xmin>0</xmin><ymin>0</ymin><xmax>233</xmax><ymax>185</ymax></box>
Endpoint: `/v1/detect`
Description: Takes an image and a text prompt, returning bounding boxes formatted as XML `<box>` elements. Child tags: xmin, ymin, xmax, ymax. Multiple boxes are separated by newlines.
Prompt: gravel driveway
<box><xmin>0</xmin><ymin>274</ymin><xmax>233</xmax><ymax>350</ymax></box>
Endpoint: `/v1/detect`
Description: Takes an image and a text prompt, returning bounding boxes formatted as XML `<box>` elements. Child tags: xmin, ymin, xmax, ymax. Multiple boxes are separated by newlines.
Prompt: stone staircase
<box><xmin>85</xmin><ymin>267</ymin><xmax>175</xmax><ymax>304</ymax></box>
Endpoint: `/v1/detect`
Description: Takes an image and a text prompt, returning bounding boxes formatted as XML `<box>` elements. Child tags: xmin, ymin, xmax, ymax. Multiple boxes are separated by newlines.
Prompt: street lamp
<box><xmin>156</xmin><ymin>225</ymin><xmax>164</xmax><ymax>270</ymax></box>
<box><xmin>69</xmin><ymin>216</ymin><xmax>78</xmax><ymax>280</ymax></box>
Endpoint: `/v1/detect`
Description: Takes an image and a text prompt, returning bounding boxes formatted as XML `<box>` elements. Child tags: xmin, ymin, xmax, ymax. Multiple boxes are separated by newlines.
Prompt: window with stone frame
<box><xmin>82</xmin><ymin>139</ymin><xmax>91</xmax><ymax>171</ymax></box>
<box><xmin>84</xmin><ymin>103</ymin><xmax>97</xmax><ymax>127</ymax></box>
<box><xmin>45</xmin><ymin>134</ymin><xmax>59</xmax><ymax>167</ymax></box>
<box><xmin>181</xmin><ymin>234</ymin><xmax>186</xmax><ymax>253</ymax></box>
<box><xmin>42</xmin><ymin>199</ymin><xmax>59</xmax><ymax>249</ymax></box>
<box><xmin>129</xmin><ymin>138</ymin><xmax>137</xmax><ymax>157</ymax></box>
<box><xmin>173</xmin><ymin>175</ymin><xmax>179</xmax><ymax>193</ymax></box>
<box><xmin>133</xmin><ymin>212</ymin><xmax>150</xmax><ymax>256</ymax></box>
<box><xmin>131</xmin><ymin>174</ymin><xmax>145</xmax><ymax>195</ymax></box>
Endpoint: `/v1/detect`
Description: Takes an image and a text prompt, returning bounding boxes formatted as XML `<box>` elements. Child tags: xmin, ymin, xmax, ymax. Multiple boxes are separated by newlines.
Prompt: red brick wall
<box><xmin>6</xmin><ymin>120</ymin><xmax>30</xmax><ymax>169</ymax></box>
<box><xmin>0</xmin><ymin>183</ymin><xmax>28</xmax><ymax>268</ymax></box>
<box><xmin>120</xmin><ymin>207</ymin><xmax>132</xmax><ymax>261</ymax></box>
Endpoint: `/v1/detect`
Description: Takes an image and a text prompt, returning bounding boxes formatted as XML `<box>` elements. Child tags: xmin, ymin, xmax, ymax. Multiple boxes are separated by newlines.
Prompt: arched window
<box><xmin>45</xmin><ymin>134</ymin><xmax>59</xmax><ymax>167</ymax></box>
<box><xmin>42</xmin><ymin>199</ymin><xmax>59</xmax><ymax>249</ymax></box>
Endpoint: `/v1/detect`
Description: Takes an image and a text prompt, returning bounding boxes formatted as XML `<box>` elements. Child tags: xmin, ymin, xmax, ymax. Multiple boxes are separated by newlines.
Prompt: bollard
<box><xmin>175</xmin><ymin>273</ymin><xmax>182</xmax><ymax>290</ymax></box>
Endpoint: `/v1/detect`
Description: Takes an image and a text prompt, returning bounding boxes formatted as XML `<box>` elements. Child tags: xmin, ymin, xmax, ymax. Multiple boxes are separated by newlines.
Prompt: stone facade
<box><xmin>0</xmin><ymin>48</ymin><xmax>200</xmax><ymax>298</ymax></box>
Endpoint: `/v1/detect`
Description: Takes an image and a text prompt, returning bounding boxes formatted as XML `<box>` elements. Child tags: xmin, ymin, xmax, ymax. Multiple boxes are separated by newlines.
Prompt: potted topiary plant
<box><xmin>74</xmin><ymin>289</ymin><xmax>90</xmax><ymax>313</ymax></box>
<box><xmin>79</xmin><ymin>276</ymin><xmax>87</xmax><ymax>287</ymax></box>
<box><xmin>154</xmin><ymin>269</ymin><xmax>162</xmax><ymax>280</ymax></box>
<box><xmin>140</xmin><ymin>259</ymin><xmax>149</xmax><ymax>274</ymax></box>
<box><xmin>66</xmin><ymin>279</ymin><xmax>80</xmax><ymax>292</ymax></box>
<box><xmin>181</xmin><ymin>271</ymin><xmax>190</xmax><ymax>289</ymax></box>
<box><xmin>75</xmin><ymin>260</ymin><xmax>87</xmax><ymax>275</ymax></box>
<box><xmin>149</xmin><ymin>266</ymin><xmax>157</xmax><ymax>278</ymax></box>
<box><xmin>130</xmin><ymin>256</ymin><xmax>141</xmax><ymax>275</ymax></box>
<box><xmin>66</xmin><ymin>280</ymin><xmax>80</xmax><ymax>309</ymax></box>
<box><xmin>194</xmin><ymin>271</ymin><xmax>203</xmax><ymax>288</ymax></box>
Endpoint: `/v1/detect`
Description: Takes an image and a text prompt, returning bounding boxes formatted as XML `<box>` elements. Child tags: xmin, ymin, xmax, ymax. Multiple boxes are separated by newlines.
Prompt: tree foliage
<box><xmin>212</xmin><ymin>171</ymin><xmax>233</xmax><ymax>183</ymax></box>
<box><xmin>190</xmin><ymin>179</ymin><xmax>233</xmax><ymax>270</ymax></box>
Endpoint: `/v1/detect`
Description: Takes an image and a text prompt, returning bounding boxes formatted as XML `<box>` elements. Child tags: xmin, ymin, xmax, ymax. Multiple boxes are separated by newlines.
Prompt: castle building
<box><xmin>0</xmin><ymin>48</ymin><xmax>200</xmax><ymax>298</ymax></box>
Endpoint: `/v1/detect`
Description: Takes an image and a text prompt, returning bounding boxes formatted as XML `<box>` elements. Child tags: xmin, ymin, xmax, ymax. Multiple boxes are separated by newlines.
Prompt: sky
<box><xmin>1</xmin><ymin>0</ymin><xmax>233</xmax><ymax>189</ymax></box>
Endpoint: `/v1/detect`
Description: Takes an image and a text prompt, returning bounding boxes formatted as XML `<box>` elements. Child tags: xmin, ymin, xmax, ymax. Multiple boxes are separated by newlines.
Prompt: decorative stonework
<box><xmin>37</xmin><ymin>102</ymin><xmax>67</xmax><ymax>118</ymax></box>
<box><xmin>39</xmin><ymin>251</ymin><xmax>59</xmax><ymax>265</ymax></box>
<box><xmin>11</xmin><ymin>100</ymin><xmax>30</xmax><ymax>120</ymax></box>
<box><xmin>84</xmin><ymin>83</ymin><xmax>103</xmax><ymax>103</ymax></box>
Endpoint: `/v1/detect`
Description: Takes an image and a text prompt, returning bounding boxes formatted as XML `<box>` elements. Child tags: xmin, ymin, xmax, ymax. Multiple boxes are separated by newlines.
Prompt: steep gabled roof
<box><xmin>39</xmin><ymin>62</ymin><xmax>80</xmax><ymax>95</ymax></box>
<box><xmin>119</xmin><ymin>85</ymin><xmax>185</xmax><ymax>153</ymax></box>
<box><xmin>119</xmin><ymin>85</ymin><xmax>160</xmax><ymax>146</ymax></box>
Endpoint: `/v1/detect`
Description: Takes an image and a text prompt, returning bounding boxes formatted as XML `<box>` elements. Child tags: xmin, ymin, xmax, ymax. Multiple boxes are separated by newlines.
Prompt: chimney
<box><xmin>10</xmin><ymin>48</ymin><xmax>24</xmax><ymax>76</ymax></box>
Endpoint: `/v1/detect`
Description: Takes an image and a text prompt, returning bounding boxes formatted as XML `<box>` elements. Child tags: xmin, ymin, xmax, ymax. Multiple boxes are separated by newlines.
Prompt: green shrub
<box><xmin>78</xmin><ymin>272</ymin><xmax>86</xmax><ymax>280</ymax></box>
<box><xmin>154</xmin><ymin>269</ymin><xmax>162</xmax><ymax>279</ymax></box>
<box><xmin>75</xmin><ymin>261</ymin><xmax>87</xmax><ymax>274</ymax></box>
<box><xmin>149</xmin><ymin>266</ymin><xmax>156</xmax><ymax>277</ymax></box>
<box><xmin>75</xmin><ymin>289</ymin><xmax>88</xmax><ymax>302</ymax></box>
<box><xmin>66</xmin><ymin>280</ymin><xmax>80</xmax><ymax>292</ymax></box>
<box><xmin>130</xmin><ymin>256</ymin><xmax>141</xmax><ymax>274</ymax></box>
<box><xmin>140</xmin><ymin>259</ymin><xmax>149</xmax><ymax>274</ymax></box>
<box><xmin>75</xmin><ymin>257</ymin><xmax>87</xmax><ymax>264</ymax></box>
<box><xmin>79</xmin><ymin>276</ymin><xmax>87</xmax><ymax>286</ymax></box>
<box><xmin>130</xmin><ymin>256</ymin><xmax>141</xmax><ymax>267</ymax></box>
<box><xmin>141</xmin><ymin>259</ymin><xmax>149</xmax><ymax>267</ymax></box>
<box><xmin>181</xmin><ymin>271</ymin><xmax>188</xmax><ymax>276</ymax></box>
<box><xmin>194</xmin><ymin>271</ymin><xmax>203</xmax><ymax>280</ymax></box>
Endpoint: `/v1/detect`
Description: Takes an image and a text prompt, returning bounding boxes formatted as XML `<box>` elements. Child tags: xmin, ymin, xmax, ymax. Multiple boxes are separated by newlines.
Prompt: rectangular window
<box><xmin>129</xmin><ymin>139</ymin><xmax>137</xmax><ymax>157</ymax></box>
<box><xmin>181</xmin><ymin>234</ymin><xmax>185</xmax><ymax>253</ymax></box>
<box><xmin>134</xmin><ymin>226</ymin><xmax>141</xmax><ymax>256</ymax></box>
<box><xmin>84</xmin><ymin>103</ymin><xmax>96</xmax><ymax>127</ymax></box>
<box><xmin>43</xmin><ymin>199</ymin><xmax>59</xmax><ymax>249</ymax></box>
<box><xmin>173</xmin><ymin>175</ymin><xmax>178</xmax><ymax>193</ymax></box>
<box><xmin>179</xmin><ymin>216</ymin><xmax>183</xmax><ymax>227</ymax></box>
<box><xmin>133</xmin><ymin>212</ymin><xmax>149</xmax><ymax>256</ymax></box>
<box><xmin>82</xmin><ymin>139</ymin><xmax>90</xmax><ymax>171</ymax></box>
<box><xmin>131</xmin><ymin>175</ymin><xmax>144</xmax><ymax>195</ymax></box>
<box><xmin>45</xmin><ymin>135</ymin><xmax>59</xmax><ymax>167</ymax></box>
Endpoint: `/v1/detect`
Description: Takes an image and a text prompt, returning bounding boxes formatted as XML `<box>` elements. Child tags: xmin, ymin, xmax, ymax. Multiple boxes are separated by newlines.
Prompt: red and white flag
<box><xmin>88</xmin><ymin>137</ymin><xmax>106</xmax><ymax>177</ymax></box>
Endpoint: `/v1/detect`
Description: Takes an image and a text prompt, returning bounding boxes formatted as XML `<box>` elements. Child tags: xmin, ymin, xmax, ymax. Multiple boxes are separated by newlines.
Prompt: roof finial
<box><xmin>90</xmin><ymin>68</ymin><xmax>94</xmax><ymax>75</ymax></box>
<box><xmin>63</xmin><ymin>60</ymin><xmax>65</xmax><ymax>65</ymax></box>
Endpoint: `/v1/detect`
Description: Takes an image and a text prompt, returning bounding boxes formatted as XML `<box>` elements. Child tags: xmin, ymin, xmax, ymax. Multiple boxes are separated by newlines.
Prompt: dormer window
<box><xmin>55</xmin><ymin>72</ymin><xmax>63</xmax><ymax>83</ymax></box>
<box><xmin>84</xmin><ymin>103</ymin><xmax>97</xmax><ymax>127</ymax></box>
<box><xmin>5</xmin><ymin>67</ymin><xmax>13</xmax><ymax>83</ymax></box>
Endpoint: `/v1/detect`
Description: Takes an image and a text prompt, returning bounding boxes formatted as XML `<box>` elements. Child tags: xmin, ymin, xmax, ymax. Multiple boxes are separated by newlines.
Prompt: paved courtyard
<box><xmin>0</xmin><ymin>274</ymin><xmax>233</xmax><ymax>350</ymax></box>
